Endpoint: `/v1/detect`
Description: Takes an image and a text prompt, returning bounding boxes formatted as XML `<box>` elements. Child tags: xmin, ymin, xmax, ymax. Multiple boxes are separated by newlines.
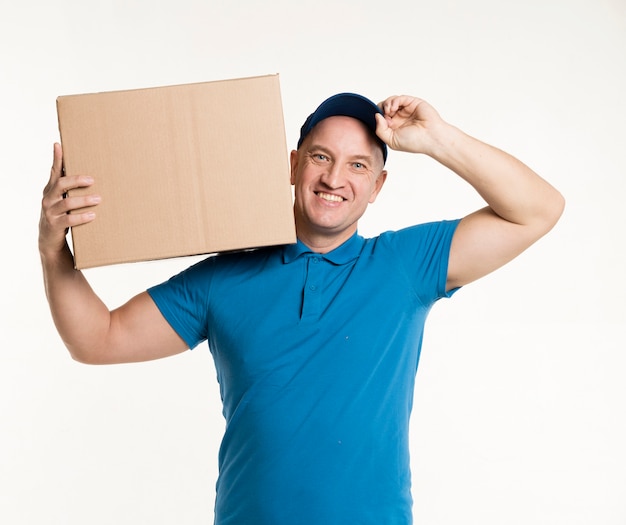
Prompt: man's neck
<box><xmin>295</xmin><ymin>227</ymin><xmax>356</xmax><ymax>254</ymax></box>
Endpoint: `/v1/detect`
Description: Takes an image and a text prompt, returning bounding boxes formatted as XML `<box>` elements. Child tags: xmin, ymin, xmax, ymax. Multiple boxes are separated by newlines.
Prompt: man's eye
<box><xmin>353</xmin><ymin>162</ymin><xmax>364</xmax><ymax>169</ymax></box>
<box><xmin>314</xmin><ymin>154</ymin><xmax>328</xmax><ymax>161</ymax></box>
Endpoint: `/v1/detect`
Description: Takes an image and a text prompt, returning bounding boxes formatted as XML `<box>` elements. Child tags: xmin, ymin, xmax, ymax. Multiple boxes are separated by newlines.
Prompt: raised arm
<box><xmin>376</xmin><ymin>96</ymin><xmax>565</xmax><ymax>291</ymax></box>
<box><xmin>39</xmin><ymin>143</ymin><xmax>188</xmax><ymax>364</ymax></box>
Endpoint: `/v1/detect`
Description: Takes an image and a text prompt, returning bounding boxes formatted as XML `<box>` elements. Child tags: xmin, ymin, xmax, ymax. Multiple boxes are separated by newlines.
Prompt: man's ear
<box><xmin>368</xmin><ymin>170</ymin><xmax>388</xmax><ymax>204</ymax></box>
<box><xmin>290</xmin><ymin>150</ymin><xmax>299</xmax><ymax>185</ymax></box>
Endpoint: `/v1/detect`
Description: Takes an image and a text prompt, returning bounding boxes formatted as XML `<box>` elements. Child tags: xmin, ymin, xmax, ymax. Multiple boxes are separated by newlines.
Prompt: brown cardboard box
<box><xmin>57</xmin><ymin>74</ymin><xmax>296</xmax><ymax>269</ymax></box>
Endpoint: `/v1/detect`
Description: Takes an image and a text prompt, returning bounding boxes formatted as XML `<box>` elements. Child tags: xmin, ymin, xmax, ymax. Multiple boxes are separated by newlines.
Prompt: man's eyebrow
<box><xmin>306</xmin><ymin>144</ymin><xmax>375</xmax><ymax>164</ymax></box>
<box><xmin>351</xmin><ymin>154</ymin><xmax>375</xmax><ymax>163</ymax></box>
<box><xmin>306</xmin><ymin>144</ymin><xmax>333</xmax><ymax>155</ymax></box>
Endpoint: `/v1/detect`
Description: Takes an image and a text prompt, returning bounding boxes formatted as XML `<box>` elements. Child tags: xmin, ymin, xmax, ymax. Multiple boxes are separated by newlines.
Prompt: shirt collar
<box><xmin>283</xmin><ymin>232</ymin><xmax>365</xmax><ymax>265</ymax></box>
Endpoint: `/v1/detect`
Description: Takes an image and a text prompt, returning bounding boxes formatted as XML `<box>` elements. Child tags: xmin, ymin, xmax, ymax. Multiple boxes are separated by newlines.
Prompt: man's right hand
<box><xmin>39</xmin><ymin>142</ymin><xmax>100</xmax><ymax>260</ymax></box>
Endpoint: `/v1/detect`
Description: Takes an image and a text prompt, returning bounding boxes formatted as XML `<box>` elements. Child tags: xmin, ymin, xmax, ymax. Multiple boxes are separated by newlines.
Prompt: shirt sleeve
<box><xmin>379</xmin><ymin>219</ymin><xmax>461</xmax><ymax>306</ymax></box>
<box><xmin>147</xmin><ymin>257</ymin><xmax>215</xmax><ymax>349</ymax></box>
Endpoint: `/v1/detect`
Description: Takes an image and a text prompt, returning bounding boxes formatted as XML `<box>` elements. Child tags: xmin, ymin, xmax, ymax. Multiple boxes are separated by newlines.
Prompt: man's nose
<box><xmin>320</xmin><ymin>163</ymin><xmax>344</xmax><ymax>188</ymax></box>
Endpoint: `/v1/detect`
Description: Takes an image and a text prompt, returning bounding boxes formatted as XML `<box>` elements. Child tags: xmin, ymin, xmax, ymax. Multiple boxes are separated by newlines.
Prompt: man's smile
<box><xmin>315</xmin><ymin>191</ymin><xmax>345</xmax><ymax>203</ymax></box>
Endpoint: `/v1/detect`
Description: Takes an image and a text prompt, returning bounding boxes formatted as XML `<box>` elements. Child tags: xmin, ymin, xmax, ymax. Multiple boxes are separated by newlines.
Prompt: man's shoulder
<box><xmin>205</xmin><ymin>244</ymin><xmax>281</xmax><ymax>269</ymax></box>
<box><xmin>367</xmin><ymin>219</ymin><xmax>461</xmax><ymax>248</ymax></box>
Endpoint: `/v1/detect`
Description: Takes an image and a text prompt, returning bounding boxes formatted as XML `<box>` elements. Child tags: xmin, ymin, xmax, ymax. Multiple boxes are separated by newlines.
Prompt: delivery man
<box><xmin>39</xmin><ymin>92</ymin><xmax>564</xmax><ymax>524</ymax></box>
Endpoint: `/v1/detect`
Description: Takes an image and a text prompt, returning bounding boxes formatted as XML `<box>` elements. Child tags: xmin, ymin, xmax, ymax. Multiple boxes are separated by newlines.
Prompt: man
<box><xmin>39</xmin><ymin>92</ymin><xmax>564</xmax><ymax>524</ymax></box>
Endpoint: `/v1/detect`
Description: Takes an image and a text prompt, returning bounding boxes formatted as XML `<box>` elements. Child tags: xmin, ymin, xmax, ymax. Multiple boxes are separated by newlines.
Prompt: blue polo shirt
<box><xmin>148</xmin><ymin>220</ymin><xmax>460</xmax><ymax>525</ymax></box>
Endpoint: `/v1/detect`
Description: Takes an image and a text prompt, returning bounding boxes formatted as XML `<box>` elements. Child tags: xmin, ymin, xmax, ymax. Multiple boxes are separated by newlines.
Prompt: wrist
<box><xmin>424</xmin><ymin>122</ymin><xmax>474</xmax><ymax>165</ymax></box>
<box><xmin>422</xmin><ymin>119</ymin><xmax>459</xmax><ymax>154</ymax></box>
<box><xmin>39</xmin><ymin>239</ymin><xmax>75</xmax><ymax>269</ymax></box>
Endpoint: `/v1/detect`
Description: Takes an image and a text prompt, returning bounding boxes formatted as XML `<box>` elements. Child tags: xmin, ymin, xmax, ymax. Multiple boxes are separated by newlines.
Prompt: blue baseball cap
<box><xmin>297</xmin><ymin>93</ymin><xmax>388</xmax><ymax>163</ymax></box>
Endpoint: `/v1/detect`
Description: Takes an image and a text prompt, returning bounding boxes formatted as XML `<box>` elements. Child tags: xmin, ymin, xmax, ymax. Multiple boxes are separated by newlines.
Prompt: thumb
<box><xmin>374</xmin><ymin>113</ymin><xmax>394</xmax><ymax>148</ymax></box>
<box><xmin>50</xmin><ymin>142</ymin><xmax>64</xmax><ymax>181</ymax></box>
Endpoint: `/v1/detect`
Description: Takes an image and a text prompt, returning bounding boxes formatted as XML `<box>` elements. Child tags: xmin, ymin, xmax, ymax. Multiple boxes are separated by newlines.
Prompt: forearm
<box><xmin>427</xmin><ymin>122</ymin><xmax>564</xmax><ymax>228</ymax></box>
<box><xmin>40</xmin><ymin>241</ymin><xmax>112</xmax><ymax>362</ymax></box>
<box><xmin>378</xmin><ymin>95</ymin><xmax>564</xmax><ymax>289</ymax></box>
<box><xmin>39</xmin><ymin>143</ymin><xmax>187</xmax><ymax>364</ymax></box>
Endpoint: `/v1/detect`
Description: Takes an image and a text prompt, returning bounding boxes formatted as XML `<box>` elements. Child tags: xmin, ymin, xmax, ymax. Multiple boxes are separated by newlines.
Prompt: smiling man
<box><xmin>291</xmin><ymin>112</ymin><xmax>387</xmax><ymax>252</ymax></box>
<box><xmin>39</xmin><ymin>92</ymin><xmax>564</xmax><ymax>524</ymax></box>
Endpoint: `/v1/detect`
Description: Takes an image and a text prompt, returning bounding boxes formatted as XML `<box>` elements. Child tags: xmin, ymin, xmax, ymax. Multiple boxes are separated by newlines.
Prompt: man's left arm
<box><xmin>376</xmin><ymin>95</ymin><xmax>565</xmax><ymax>291</ymax></box>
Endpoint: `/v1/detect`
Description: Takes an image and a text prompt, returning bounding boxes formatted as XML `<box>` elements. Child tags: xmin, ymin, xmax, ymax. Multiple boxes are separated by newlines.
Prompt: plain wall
<box><xmin>1</xmin><ymin>0</ymin><xmax>624</xmax><ymax>523</ymax></box>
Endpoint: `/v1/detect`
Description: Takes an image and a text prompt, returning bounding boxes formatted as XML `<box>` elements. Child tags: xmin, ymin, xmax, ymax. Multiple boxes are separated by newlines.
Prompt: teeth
<box><xmin>317</xmin><ymin>192</ymin><xmax>343</xmax><ymax>202</ymax></box>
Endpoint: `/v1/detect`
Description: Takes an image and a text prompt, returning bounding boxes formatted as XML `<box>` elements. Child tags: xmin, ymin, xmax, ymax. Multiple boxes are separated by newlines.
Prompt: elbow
<box><xmin>545</xmin><ymin>189</ymin><xmax>566</xmax><ymax>232</ymax></box>
<box><xmin>524</xmin><ymin>188</ymin><xmax>565</xmax><ymax>243</ymax></box>
<box><xmin>66</xmin><ymin>343</ymin><xmax>108</xmax><ymax>365</ymax></box>
<box><xmin>68</xmin><ymin>349</ymin><xmax>98</xmax><ymax>365</ymax></box>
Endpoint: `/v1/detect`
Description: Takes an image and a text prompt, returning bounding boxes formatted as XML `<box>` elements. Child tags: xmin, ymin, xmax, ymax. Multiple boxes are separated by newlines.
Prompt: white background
<box><xmin>2</xmin><ymin>0</ymin><xmax>625</xmax><ymax>523</ymax></box>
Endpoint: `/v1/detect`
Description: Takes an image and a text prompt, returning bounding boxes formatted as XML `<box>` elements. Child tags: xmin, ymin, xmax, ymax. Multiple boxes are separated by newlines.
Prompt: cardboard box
<box><xmin>57</xmin><ymin>74</ymin><xmax>296</xmax><ymax>269</ymax></box>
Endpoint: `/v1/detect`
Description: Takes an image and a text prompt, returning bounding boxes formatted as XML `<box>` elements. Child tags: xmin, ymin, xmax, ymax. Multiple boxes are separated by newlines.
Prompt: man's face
<box><xmin>290</xmin><ymin>116</ymin><xmax>387</xmax><ymax>250</ymax></box>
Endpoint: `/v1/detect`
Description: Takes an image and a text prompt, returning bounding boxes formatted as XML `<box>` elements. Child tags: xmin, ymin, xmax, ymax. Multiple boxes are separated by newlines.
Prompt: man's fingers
<box><xmin>40</xmin><ymin>143</ymin><xmax>99</xmax><ymax>256</ymax></box>
<box><xmin>374</xmin><ymin>113</ymin><xmax>394</xmax><ymax>147</ymax></box>
<box><xmin>379</xmin><ymin>95</ymin><xmax>425</xmax><ymax>121</ymax></box>
<box><xmin>42</xmin><ymin>171</ymin><xmax>99</xmax><ymax>228</ymax></box>
<box><xmin>48</xmin><ymin>142</ymin><xmax>94</xmax><ymax>194</ymax></box>
<box><xmin>57</xmin><ymin>175</ymin><xmax>95</xmax><ymax>197</ymax></box>
<box><xmin>42</xmin><ymin>174</ymin><xmax>95</xmax><ymax>214</ymax></box>
<box><xmin>63</xmin><ymin>210</ymin><xmax>97</xmax><ymax>228</ymax></box>
<box><xmin>41</xmin><ymin>194</ymin><xmax>98</xmax><ymax>235</ymax></box>
<box><xmin>50</xmin><ymin>142</ymin><xmax>63</xmax><ymax>180</ymax></box>
<box><xmin>54</xmin><ymin>192</ymin><xmax>101</xmax><ymax>217</ymax></box>
<box><xmin>46</xmin><ymin>207</ymin><xmax>96</xmax><ymax>229</ymax></box>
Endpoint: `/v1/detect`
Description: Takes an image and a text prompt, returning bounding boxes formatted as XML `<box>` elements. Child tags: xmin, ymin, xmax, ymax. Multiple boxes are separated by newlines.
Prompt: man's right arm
<box><xmin>39</xmin><ymin>143</ymin><xmax>188</xmax><ymax>364</ymax></box>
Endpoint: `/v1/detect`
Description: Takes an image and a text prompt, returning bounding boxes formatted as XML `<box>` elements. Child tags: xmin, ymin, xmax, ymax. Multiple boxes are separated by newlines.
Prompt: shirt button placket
<box><xmin>301</xmin><ymin>256</ymin><xmax>322</xmax><ymax>320</ymax></box>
